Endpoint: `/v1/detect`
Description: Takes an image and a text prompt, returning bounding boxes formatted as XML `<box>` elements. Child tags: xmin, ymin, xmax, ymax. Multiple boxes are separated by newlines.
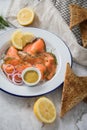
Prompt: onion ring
<box><xmin>12</xmin><ymin>73</ymin><xmax>23</xmax><ymax>85</ymax></box>
<box><xmin>2</xmin><ymin>64</ymin><xmax>15</xmax><ymax>75</ymax></box>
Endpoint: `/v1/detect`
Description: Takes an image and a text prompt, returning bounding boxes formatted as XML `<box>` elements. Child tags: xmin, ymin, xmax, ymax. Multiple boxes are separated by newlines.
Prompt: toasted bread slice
<box><xmin>60</xmin><ymin>63</ymin><xmax>87</xmax><ymax>117</ymax></box>
<box><xmin>80</xmin><ymin>21</ymin><xmax>87</xmax><ymax>48</ymax></box>
<box><xmin>69</xmin><ymin>4</ymin><xmax>87</xmax><ymax>29</ymax></box>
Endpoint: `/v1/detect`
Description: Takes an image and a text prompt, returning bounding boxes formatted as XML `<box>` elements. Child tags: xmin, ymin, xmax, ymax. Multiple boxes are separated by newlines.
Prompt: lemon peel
<box><xmin>17</xmin><ymin>8</ymin><xmax>34</xmax><ymax>26</ymax></box>
<box><xmin>34</xmin><ymin>97</ymin><xmax>56</xmax><ymax>123</ymax></box>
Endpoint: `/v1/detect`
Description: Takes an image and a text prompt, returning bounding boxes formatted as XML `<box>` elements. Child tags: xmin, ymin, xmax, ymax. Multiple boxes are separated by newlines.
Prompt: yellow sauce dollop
<box><xmin>24</xmin><ymin>70</ymin><xmax>39</xmax><ymax>83</ymax></box>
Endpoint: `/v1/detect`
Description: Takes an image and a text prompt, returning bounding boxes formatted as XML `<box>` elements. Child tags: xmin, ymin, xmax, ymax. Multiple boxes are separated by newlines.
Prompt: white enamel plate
<box><xmin>0</xmin><ymin>28</ymin><xmax>72</xmax><ymax>97</ymax></box>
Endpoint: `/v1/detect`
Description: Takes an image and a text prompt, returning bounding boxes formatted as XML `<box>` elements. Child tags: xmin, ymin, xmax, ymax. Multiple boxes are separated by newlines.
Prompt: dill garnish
<box><xmin>0</xmin><ymin>16</ymin><xmax>9</xmax><ymax>29</ymax></box>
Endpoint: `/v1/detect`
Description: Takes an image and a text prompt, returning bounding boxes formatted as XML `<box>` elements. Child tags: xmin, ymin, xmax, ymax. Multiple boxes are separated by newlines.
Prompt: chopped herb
<box><xmin>0</xmin><ymin>22</ymin><xmax>5</xmax><ymax>29</ymax></box>
<box><xmin>48</xmin><ymin>52</ymin><xmax>57</xmax><ymax>65</ymax></box>
<box><xmin>0</xmin><ymin>16</ymin><xmax>9</xmax><ymax>29</ymax></box>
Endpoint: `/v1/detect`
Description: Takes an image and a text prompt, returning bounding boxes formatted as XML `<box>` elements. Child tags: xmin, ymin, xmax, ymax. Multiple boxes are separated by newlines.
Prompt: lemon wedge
<box><xmin>17</xmin><ymin>8</ymin><xmax>34</xmax><ymax>26</ymax></box>
<box><xmin>34</xmin><ymin>97</ymin><xmax>56</xmax><ymax>123</ymax></box>
<box><xmin>11</xmin><ymin>30</ymin><xmax>35</xmax><ymax>49</ymax></box>
<box><xmin>11</xmin><ymin>30</ymin><xmax>24</xmax><ymax>50</ymax></box>
<box><xmin>22</xmin><ymin>32</ymin><xmax>35</xmax><ymax>46</ymax></box>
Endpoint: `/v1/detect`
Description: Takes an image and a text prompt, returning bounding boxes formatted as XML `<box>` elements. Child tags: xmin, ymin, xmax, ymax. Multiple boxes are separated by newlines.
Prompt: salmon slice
<box><xmin>30</xmin><ymin>38</ymin><xmax>46</xmax><ymax>54</ymax></box>
<box><xmin>23</xmin><ymin>38</ymin><xmax>46</xmax><ymax>56</ymax></box>
<box><xmin>15</xmin><ymin>63</ymin><xmax>32</xmax><ymax>73</ymax></box>
<box><xmin>4</xmin><ymin>57</ymin><xmax>22</xmax><ymax>66</ymax></box>
<box><xmin>35</xmin><ymin>63</ymin><xmax>47</xmax><ymax>80</ymax></box>
<box><xmin>46</xmin><ymin>64</ymin><xmax>56</xmax><ymax>80</ymax></box>
<box><xmin>1</xmin><ymin>64</ymin><xmax>15</xmax><ymax>74</ymax></box>
<box><xmin>43</xmin><ymin>53</ymin><xmax>57</xmax><ymax>80</ymax></box>
<box><xmin>18</xmin><ymin>51</ymin><xmax>44</xmax><ymax>65</ymax></box>
<box><xmin>3</xmin><ymin>46</ymin><xmax>22</xmax><ymax>66</ymax></box>
<box><xmin>5</xmin><ymin>46</ymin><xmax>20</xmax><ymax>59</ymax></box>
<box><xmin>44</xmin><ymin>53</ymin><xmax>57</xmax><ymax>67</ymax></box>
<box><xmin>23</xmin><ymin>44</ymin><xmax>33</xmax><ymax>55</ymax></box>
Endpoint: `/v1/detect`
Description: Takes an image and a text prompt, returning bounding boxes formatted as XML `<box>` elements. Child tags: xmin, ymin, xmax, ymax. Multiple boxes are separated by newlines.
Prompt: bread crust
<box><xmin>60</xmin><ymin>63</ymin><xmax>87</xmax><ymax>117</ymax></box>
<box><xmin>69</xmin><ymin>4</ymin><xmax>87</xmax><ymax>29</ymax></box>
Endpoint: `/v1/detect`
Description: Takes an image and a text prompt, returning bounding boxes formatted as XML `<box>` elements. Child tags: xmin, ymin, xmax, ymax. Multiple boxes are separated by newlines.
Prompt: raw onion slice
<box><xmin>12</xmin><ymin>73</ymin><xmax>23</xmax><ymax>85</ymax></box>
<box><xmin>2</xmin><ymin>64</ymin><xmax>15</xmax><ymax>75</ymax></box>
<box><xmin>12</xmin><ymin>78</ymin><xmax>23</xmax><ymax>85</ymax></box>
<box><xmin>7</xmin><ymin>74</ymin><xmax>13</xmax><ymax>82</ymax></box>
<box><xmin>12</xmin><ymin>73</ymin><xmax>22</xmax><ymax>82</ymax></box>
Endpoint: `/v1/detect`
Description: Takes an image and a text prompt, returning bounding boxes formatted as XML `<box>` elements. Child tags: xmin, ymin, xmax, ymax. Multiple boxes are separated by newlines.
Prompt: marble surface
<box><xmin>0</xmin><ymin>1</ymin><xmax>87</xmax><ymax>130</ymax></box>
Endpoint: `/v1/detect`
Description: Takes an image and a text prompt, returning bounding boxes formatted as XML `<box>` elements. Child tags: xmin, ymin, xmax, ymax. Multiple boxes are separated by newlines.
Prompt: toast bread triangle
<box><xmin>69</xmin><ymin>4</ymin><xmax>87</xmax><ymax>29</ymax></box>
<box><xmin>80</xmin><ymin>21</ymin><xmax>87</xmax><ymax>48</ymax></box>
<box><xmin>60</xmin><ymin>63</ymin><xmax>87</xmax><ymax>117</ymax></box>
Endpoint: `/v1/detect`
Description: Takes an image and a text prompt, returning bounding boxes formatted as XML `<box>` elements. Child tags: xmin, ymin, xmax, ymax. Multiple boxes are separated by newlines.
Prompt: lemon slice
<box><xmin>22</xmin><ymin>32</ymin><xmax>35</xmax><ymax>46</ymax></box>
<box><xmin>11</xmin><ymin>30</ymin><xmax>24</xmax><ymax>50</ymax></box>
<box><xmin>34</xmin><ymin>97</ymin><xmax>56</xmax><ymax>123</ymax></box>
<box><xmin>17</xmin><ymin>8</ymin><xmax>34</xmax><ymax>26</ymax></box>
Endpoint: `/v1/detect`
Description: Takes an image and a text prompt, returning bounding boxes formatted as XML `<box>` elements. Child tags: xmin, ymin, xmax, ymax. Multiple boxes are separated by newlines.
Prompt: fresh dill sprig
<box><xmin>0</xmin><ymin>22</ymin><xmax>5</xmax><ymax>29</ymax></box>
<box><xmin>0</xmin><ymin>16</ymin><xmax>9</xmax><ymax>29</ymax></box>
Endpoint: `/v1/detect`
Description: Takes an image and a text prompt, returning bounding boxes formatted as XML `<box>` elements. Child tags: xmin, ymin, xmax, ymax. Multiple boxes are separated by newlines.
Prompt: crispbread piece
<box><xmin>80</xmin><ymin>21</ymin><xmax>87</xmax><ymax>48</ymax></box>
<box><xmin>69</xmin><ymin>4</ymin><xmax>87</xmax><ymax>29</ymax></box>
<box><xmin>60</xmin><ymin>63</ymin><xmax>87</xmax><ymax>117</ymax></box>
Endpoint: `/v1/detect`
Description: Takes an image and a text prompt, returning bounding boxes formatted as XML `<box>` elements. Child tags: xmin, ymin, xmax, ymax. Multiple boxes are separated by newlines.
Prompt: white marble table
<box><xmin>0</xmin><ymin>1</ymin><xmax>87</xmax><ymax>130</ymax></box>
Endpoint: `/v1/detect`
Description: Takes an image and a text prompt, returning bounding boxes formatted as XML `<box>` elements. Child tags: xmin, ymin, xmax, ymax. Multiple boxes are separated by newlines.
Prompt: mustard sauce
<box><xmin>24</xmin><ymin>70</ymin><xmax>39</xmax><ymax>83</ymax></box>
